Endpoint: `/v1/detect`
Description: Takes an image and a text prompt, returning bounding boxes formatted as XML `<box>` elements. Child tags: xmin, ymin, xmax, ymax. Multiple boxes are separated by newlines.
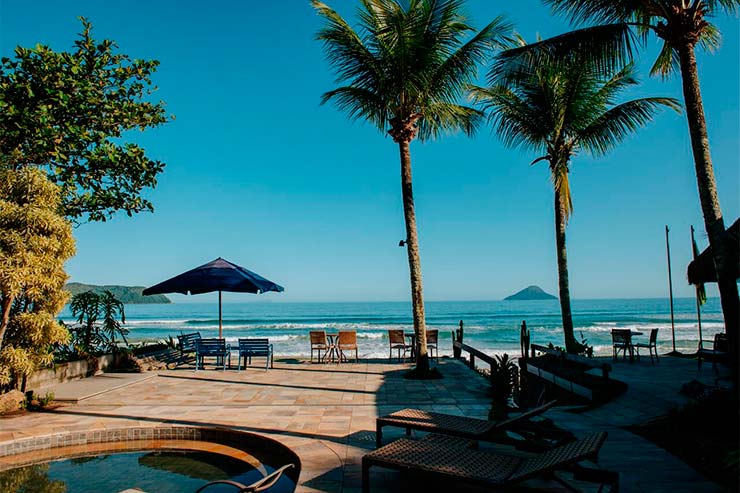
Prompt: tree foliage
<box><xmin>473</xmin><ymin>42</ymin><xmax>679</xmax><ymax>218</ymax></box>
<box><xmin>0</xmin><ymin>167</ymin><xmax>75</xmax><ymax>387</ymax></box>
<box><xmin>313</xmin><ymin>0</ymin><xmax>512</xmax><ymax>142</ymax></box>
<box><xmin>0</xmin><ymin>17</ymin><xmax>170</xmax><ymax>222</ymax></box>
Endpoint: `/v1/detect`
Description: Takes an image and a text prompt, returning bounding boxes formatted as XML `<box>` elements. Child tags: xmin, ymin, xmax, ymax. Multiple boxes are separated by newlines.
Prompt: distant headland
<box><xmin>504</xmin><ymin>285</ymin><xmax>557</xmax><ymax>301</ymax></box>
<box><xmin>65</xmin><ymin>283</ymin><xmax>171</xmax><ymax>304</ymax></box>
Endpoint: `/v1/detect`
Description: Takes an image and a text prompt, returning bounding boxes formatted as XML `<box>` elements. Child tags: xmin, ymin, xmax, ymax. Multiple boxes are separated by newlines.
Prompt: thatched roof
<box><xmin>687</xmin><ymin>219</ymin><xmax>740</xmax><ymax>285</ymax></box>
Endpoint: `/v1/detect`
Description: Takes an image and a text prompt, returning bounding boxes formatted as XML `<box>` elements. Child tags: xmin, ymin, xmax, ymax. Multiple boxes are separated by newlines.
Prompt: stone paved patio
<box><xmin>0</xmin><ymin>356</ymin><xmax>729</xmax><ymax>492</ymax></box>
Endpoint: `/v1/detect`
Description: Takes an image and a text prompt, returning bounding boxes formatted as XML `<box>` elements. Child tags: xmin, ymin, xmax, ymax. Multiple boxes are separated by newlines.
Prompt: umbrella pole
<box><xmin>219</xmin><ymin>290</ymin><xmax>223</xmax><ymax>339</ymax></box>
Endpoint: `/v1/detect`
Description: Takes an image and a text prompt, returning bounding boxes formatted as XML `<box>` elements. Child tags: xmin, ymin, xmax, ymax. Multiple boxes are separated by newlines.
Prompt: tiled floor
<box><xmin>0</xmin><ymin>356</ymin><xmax>728</xmax><ymax>492</ymax></box>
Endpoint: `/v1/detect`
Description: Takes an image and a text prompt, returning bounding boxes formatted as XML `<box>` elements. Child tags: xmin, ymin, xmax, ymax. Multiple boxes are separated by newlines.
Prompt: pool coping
<box><xmin>0</xmin><ymin>425</ymin><xmax>302</xmax><ymax>488</ymax></box>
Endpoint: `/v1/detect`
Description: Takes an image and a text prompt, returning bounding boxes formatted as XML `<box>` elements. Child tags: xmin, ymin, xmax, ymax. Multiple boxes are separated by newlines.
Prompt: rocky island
<box><xmin>504</xmin><ymin>285</ymin><xmax>557</xmax><ymax>301</ymax></box>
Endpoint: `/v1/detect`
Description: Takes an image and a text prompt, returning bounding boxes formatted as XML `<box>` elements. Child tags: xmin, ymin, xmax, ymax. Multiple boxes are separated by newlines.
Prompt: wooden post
<box><xmin>665</xmin><ymin>226</ymin><xmax>677</xmax><ymax>353</ymax></box>
<box><xmin>453</xmin><ymin>320</ymin><xmax>463</xmax><ymax>358</ymax></box>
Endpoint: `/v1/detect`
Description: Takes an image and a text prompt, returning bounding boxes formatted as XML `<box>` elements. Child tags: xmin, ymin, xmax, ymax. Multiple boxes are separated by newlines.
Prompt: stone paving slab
<box><xmin>44</xmin><ymin>372</ymin><xmax>158</xmax><ymax>402</ymax></box>
<box><xmin>0</xmin><ymin>356</ymin><xmax>729</xmax><ymax>492</ymax></box>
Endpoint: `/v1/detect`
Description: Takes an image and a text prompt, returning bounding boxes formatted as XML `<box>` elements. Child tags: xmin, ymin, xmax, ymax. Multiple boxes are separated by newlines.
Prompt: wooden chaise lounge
<box><xmin>363</xmin><ymin>431</ymin><xmax>617</xmax><ymax>493</ymax></box>
<box><xmin>376</xmin><ymin>400</ymin><xmax>557</xmax><ymax>448</ymax></box>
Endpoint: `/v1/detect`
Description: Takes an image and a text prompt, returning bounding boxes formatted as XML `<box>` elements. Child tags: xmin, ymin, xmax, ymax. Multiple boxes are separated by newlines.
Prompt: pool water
<box><xmin>0</xmin><ymin>450</ymin><xmax>295</xmax><ymax>493</ymax></box>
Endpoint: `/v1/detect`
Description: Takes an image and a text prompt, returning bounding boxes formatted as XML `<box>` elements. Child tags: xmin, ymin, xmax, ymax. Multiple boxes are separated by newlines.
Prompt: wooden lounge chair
<box><xmin>376</xmin><ymin>400</ymin><xmax>557</xmax><ymax>448</ymax></box>
<box><xmin>238</xmin><ymin>338</ymin><xmax>273</xmax><ymax>370</ymax></box>
<box><xmin>310</xmin><ymin>330</ymin><xmax>329</xmax><ymax>363</ymax></box>
<box><xmin>362</xmin><ymin>432</ymin><xmax>616</xmax><ymax>493</ymax></box>
<box><xmin>337</xmin><ymin>330</ymin><xmax>359</xmax><ymax>363</ymax></box>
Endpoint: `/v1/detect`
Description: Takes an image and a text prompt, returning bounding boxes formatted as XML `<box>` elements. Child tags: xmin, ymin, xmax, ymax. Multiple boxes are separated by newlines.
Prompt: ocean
<box><xmin>59</xmin><ymin>298</ymin><xmax>723</xmax><ymax>359</ymax></box>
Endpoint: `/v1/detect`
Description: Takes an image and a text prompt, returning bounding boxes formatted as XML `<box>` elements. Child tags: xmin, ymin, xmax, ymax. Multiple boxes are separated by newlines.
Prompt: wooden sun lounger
<box><xmin>362</xmin><ymin>431</ymin><xmax>617</xmax><ymax>493</ymax></box>
<box><xmin>376</xmin><ymin>400</ymin><xmax>557</xmax><ymax>448</ymax></box>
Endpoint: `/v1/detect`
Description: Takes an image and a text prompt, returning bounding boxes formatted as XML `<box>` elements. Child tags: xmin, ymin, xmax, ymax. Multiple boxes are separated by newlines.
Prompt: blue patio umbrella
<box><xmin>142</xmin><ymin>257</ymin><xmax>284</xmax><ymax>338</ymax></box>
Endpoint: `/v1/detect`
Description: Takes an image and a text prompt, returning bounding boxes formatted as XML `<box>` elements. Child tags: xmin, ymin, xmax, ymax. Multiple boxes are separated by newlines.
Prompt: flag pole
<box><xmin>666</xmin><ymin>225</ymin><xmax>678</xmax><ymax>354</ymax></box>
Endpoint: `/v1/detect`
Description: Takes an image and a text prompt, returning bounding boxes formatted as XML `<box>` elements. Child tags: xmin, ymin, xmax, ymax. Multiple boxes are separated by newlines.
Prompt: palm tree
<box><xmin>472</xmin><ymin>41</ymin><xmax>679</xmax><ymax>353</ymax></box>
<box><xmin>541</xmin><ymin>0</ymin><xmax>739</xmax><ymax>379</ymax></box>
<box><xmin>313</xmin><ymin>0</ymin><xmax>510</xmax><ymax>374</ymax></box>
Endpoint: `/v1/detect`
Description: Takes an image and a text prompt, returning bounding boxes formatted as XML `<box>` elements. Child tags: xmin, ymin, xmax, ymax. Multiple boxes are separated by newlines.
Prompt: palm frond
<box><xmin>313</xmin><ymin>1</ymin><xmax>382</xmax><ymax>89</ymax></box>
<box><xmin>698</xmin><ymin>23</ymin><xmax>722</xmax><ymax>53</ymax></box>
<box><xmin>469</xmin><ymin>84</ymin><xmax>549</xmax><ymax>152</ymax></box>
<box><xmin>427</xmin><ymin>15</ymin><xmax>513</xmax><ymax>110</ymax></box>
<box><xmin>491</xmin><ymin>24</ymin><xmax>635</xmax><ymax>86</ymax></box>
<box><xmin>320</xmin><ymin>86</ymin><xmax>387</xmax><ymax>128</ymax></box>
<box><xmin>417</xmin><ymin>102</ymin><xmax>484</xmax><ymax>139</ymax></box>
<box><xmin>543</xmin><ymin>0</ymin><xmax>645</xmax><ymax>25</ymax></box>
<box><xmin>576</xmin><ymin>97</ymin><xmax>681</xmax><ymax>156</ymax></box>
<box><xmin>704</xmin><ymin>0</ymin><xmax>740</xmax><ymax>15</ymax></box>
<box><xmin>649</xmin><ymin>42</ymin><xmax>680</xmax><ymax>79</ymax></box>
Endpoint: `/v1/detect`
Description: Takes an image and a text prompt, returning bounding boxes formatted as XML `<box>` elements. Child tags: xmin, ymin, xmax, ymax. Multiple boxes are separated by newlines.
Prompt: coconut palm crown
<box><xmin>313</xmin><ymin>0</ymin><xmax>510</xmax><ymax>373</ymax></box>
<box><xmin>471</xmin><ymin>42</ymin><xmax>680</xmax><ymax>352</ymax></box>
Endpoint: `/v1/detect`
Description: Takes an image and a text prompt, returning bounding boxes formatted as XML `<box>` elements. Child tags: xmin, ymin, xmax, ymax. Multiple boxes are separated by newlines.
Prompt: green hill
<box><xmin>504</xmin><ymin>285</ymin><xmax>557</xmax><ymax>301</ymax></box>
<box><xmin>65</xmin><ymin>283</ymin><xmax>171</xmax><ymax>304</ymax></box>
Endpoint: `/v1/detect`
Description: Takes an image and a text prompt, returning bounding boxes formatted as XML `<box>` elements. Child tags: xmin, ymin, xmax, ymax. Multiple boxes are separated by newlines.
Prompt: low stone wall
<box><xmin>25</xmin><ymin>354</ymin><xmax>115</xmax><ymax>392</ymax></box>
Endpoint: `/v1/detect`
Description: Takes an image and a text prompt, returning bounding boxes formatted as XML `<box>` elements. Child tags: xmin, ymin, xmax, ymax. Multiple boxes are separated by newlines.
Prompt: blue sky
<box><xmin>2</xmin><ymin>1</ymin><xmax>738</xmax><ymax>302</ymax></box>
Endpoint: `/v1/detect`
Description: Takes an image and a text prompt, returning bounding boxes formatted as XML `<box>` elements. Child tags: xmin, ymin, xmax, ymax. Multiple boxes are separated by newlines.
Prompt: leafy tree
<box><xmin>0</xmin><ymin>17</ymin><xmax>170</xmax><ymax>222</ymax></box>
<box><xmin>472</xmin><ymin>41</ymin><xmax>679</xmax><ymax>352</ymax></box>
<box><xmin>0</xmin><ymin>167</ymin><xmax>75</xmax><ymax>388</ymax></box>
<box><xmin>537</xmin><ymin>0</ymin><xmax>739</xmax><ymax>381</ymax></box>
<box><xmin>313</xmin><ymin>0</ymin><xmax>510</xmax><ymax>374</ymax></box>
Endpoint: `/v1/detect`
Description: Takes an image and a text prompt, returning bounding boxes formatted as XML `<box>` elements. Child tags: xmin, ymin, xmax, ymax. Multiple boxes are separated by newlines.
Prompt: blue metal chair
<box><xmin>238</xmin><ymin>338</ymin><xmax>273</xmax><ymax>370</ymax></box>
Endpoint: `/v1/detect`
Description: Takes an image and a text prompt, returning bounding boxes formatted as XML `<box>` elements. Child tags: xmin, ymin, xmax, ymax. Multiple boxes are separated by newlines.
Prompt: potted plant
<box><xmin>489</xmin><ymin>354</ymin><xmax>517</xmax><ymax>420</ymax></box>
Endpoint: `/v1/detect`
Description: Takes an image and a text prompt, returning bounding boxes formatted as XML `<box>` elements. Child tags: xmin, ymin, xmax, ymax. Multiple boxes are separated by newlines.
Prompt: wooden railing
<box><xmin>453</xmin><ymin>340</ymin><xmax>498</xmax><ymax>370</ymax></box>
<box><xmin>528</xmin><ymin>343</ymin><xmax>611</xmax><ymax>379</ymax></box>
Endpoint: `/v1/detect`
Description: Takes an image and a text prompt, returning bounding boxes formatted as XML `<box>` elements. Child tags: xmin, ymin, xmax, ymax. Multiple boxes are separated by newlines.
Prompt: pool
<box><xmin>0</xmin><ymin>427</ymin><xmax>300</xmax><ymax>493</ymax></box>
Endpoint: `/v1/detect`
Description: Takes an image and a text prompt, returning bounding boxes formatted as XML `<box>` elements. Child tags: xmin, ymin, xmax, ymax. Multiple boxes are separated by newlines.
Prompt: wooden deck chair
<box><xmin>376</xmin><ymin>400</ymin><xmax>557</xmax><ymax>448</ymax></box>
<box><xmin>362</xmin><ymin>432</ymin><xmax>617</xmax><ymax>493</ymax></box>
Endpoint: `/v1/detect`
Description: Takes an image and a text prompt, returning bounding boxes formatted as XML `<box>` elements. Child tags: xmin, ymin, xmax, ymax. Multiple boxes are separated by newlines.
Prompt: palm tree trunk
<box><xmin>398</xmin><ymin>140</ymin><xmax>430</xmax><ymax>372</ymax></box>
<box><xmin>554</xmin><ymin>188</ymin><xmax>578</xmax><ymax>353</ymax></box>
<box><xmin>678</xmin><ymin>43</ymin><xmax>739</xmax><ymax>387</ymax></box>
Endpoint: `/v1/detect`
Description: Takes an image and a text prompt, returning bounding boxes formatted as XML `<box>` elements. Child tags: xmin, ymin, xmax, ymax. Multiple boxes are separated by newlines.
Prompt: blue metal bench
<box><xmin>177</xmin><ymin>332</ymin><xmax>201</xmax><ymax>365</ymax></box>
<box><xmin>238</xmin><ymin>338</ymin><xmax>273</xmax><ymax>370</ymax></box>
<box><xmin>195</xmin><ymin>338</ymin><xmax>231</xmax><ymax>371</ymax></box>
